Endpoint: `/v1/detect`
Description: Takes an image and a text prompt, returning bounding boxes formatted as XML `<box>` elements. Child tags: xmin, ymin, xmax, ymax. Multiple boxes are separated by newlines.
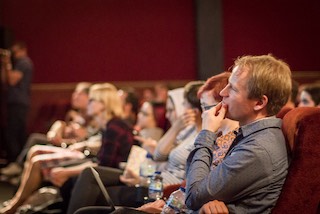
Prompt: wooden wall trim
<box><xmin>30</xmin><ymin>71</ymin><xmax>319</xmax><ymax>91</ymax></box>
<box><xmin>31</xmin><ymin>80</ymin><xmax>192</xmax><ymax>91</ymax></box>
<box><xmin>292</xmin><ymin>71</ymin><xmax>320</xmax><ymax>79</ymax></box>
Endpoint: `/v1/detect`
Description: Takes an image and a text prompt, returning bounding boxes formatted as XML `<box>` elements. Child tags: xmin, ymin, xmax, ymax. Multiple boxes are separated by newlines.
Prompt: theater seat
<box><xmin>276</xmin><ymin>106</ymin><xmax>293</xmax><ymax>119</ymax></box>
<box><xmin>272</xmin><ymin>107</ymin><xmax>320</xmax><ymax>213</ymax></box>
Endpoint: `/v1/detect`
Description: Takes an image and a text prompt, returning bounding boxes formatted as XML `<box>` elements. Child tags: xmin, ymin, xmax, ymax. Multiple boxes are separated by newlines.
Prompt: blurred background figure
<box><xmin>153</xmin><ymin>82</ymin><xmax>169</xmax><ymax>104</ymax></box>
<box><xmin>134</xmin><ymin>101</ymin><xmax>166</xmax><ymax>141</ymax></box>
<box><xmin>118</xmin><ymin>88</ymin><xmax>140</xmax><ymax>128</ymax></box>
<box><xmin>0</xmin><ymin>41</ymin><xmax>33</xmax><ymax>165</ymax></box>
<box><xmin>140</xmin><ymin>83</ymin><xmax>169</xmax><ymax>106</ymax></box>
<box><xmin>298</xmin><ymin>83</ymin><xmax>320</xmax><ymax>107</ymax></box>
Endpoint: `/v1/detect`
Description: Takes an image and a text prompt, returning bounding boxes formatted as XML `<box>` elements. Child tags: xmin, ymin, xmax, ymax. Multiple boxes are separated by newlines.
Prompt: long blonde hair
<box><xmin>89</xmin><ymin>83</ymin><xmax>124</xmax><ymax>121</ymax></box>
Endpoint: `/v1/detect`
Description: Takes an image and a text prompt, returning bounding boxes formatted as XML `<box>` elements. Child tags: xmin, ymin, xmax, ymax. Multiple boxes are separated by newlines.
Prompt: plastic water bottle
<box><xmin>161</xmin><ymin>187</ymin><xmax>187</xmax><ymax>214</ymax></box>
<box><xmin>148</xmin><ymin>171</ymin><xmax>163</xmax><ymax>200</ymax></box>
<box><xmin>139</xmin><ymin>153</ymin><xmax>156</xmax><ymax>187</ymax></box>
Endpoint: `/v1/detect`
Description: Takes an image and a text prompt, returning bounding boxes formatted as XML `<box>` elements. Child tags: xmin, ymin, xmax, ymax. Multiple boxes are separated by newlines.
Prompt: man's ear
<box><xmin>253</xmin><ymin>95</ymin><xmax>268</xmax><ymax>111</ymax></box>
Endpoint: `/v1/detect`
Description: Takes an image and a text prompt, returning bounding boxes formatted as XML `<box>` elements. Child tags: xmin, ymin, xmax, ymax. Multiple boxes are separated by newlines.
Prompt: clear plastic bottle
<box><xmin>148</xmin><ymin>171</ymin><xmax>163</xmax><ymax>200</ymax></box>
<box><xmin>161</xmin><ymin>187</ymin><xmax>187</xmax><ymax>214</ymax></box>
<box><xmin>139</xmin><ymin>153</ymin><xmax>157</xmax><ymax>187</ymax></box>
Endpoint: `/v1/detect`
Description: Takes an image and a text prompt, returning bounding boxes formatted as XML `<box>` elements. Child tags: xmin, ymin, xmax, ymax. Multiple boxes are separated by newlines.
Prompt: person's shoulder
<box><xmin>242</xmin><ymin>117</ymin><xmax>282</xmax><ymax>136</ymax></box>
<box><xmin>15</xmin><ymin>57</ymin><xmax>33</xmax><ymax>70</ymax></box>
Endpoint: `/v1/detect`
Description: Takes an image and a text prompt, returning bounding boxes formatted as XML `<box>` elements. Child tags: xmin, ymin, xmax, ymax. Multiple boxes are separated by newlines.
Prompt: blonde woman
<box><xmin>1</xmin><ymin>83</ymin><xmax>135</xmax><ymax>214</ymax></box>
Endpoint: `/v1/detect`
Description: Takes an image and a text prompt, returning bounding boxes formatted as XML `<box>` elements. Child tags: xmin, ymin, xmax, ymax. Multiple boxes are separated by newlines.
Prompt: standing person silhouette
<box><xmin>1</xmin><ymin>41</ymin><xmax>33</xmax><ymax>164</ymax></box>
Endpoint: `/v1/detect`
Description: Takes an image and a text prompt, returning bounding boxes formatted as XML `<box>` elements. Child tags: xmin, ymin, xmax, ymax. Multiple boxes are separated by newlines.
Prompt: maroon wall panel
<box><xmin>1</xmin><ymin>0</ymin><xmax>197</xmax><ymax>83</ymax></box>
<box><xmin>223</xmin><ymin>1</ymin><xmax>320</xmax><ymax>71</ymax></box>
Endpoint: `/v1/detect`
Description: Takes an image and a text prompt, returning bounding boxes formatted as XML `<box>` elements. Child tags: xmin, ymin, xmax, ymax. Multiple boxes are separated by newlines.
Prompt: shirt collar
<box><xmin>240</xmin><ymin>116</ymin><xmax>282</xmax><ymax>138</ymax></box>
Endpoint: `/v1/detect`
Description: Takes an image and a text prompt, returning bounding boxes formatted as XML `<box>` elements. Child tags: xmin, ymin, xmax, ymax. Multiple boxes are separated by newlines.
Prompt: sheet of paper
<box><xmin>125</xmin><ymin>145</ymin><xmax>148</xmax><ymax>175</ymax></box>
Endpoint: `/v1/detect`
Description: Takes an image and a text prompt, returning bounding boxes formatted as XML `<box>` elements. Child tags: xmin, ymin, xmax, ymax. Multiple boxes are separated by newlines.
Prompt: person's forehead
<box><xmin>230</xmin><ymin>66</ymin><xmax>248</xmax><ymax>83</ymax></box>
<box><xmin>301</xmin><ymin>90</ymin><xmax>312</xmax><ymax>98</ymax></box>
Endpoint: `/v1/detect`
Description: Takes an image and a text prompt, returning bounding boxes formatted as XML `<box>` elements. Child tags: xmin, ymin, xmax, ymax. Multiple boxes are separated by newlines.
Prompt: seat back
<box><xmin>272</xmin><ymin>107</ymin><xmax>320</xmax><ymax>213</ymax></box>
<box><xmin>276</xmin><ymin>106</ymin><xmax>293</xmax><ymax>119</ymax></box>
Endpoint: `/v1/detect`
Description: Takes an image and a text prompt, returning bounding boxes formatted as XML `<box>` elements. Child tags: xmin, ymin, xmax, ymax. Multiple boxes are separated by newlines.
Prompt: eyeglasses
<box><xmin>201</xmin><ymin>104</ymin><xmax>218</xmax><ymax>111</ymax></box>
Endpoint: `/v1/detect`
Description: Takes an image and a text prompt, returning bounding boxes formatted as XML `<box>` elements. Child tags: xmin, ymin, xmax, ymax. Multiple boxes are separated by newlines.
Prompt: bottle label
<box><xmin>148</xmin><ymin>181</ymin><xmax>163</xmax><ymax>199</ymax></box>
<box><xmin>149</xmin><ymin>181</ymin><xmax>162</xmax><ymax>191</ymax></box>
<box><xmin>167</xmin><ymin>197</ymin><xmax>184</xmax><ymax>211</ymax></box>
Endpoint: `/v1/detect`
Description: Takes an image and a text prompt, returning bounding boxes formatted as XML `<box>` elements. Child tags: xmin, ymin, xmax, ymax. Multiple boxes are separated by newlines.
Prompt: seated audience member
<box><xmin>0</xmin><ymin>83</ymin><xmax>135</xmax><ymax>214</ymax></box>
<box><xmin>134</xmin><ymin>101</ymin><xmax>167</xmax><ymax>141</ymax></box>
<box><xmin>0</xmin><ymin>82</ymin><xmax>92</xmax><ymax>179</ymax></box>
<box><xmin>140</xmin><ymin>82</ymin><xmax>169</xmax><ymax>105</ymax></box>
<box><xmin>153</xmin><ymin>82</ymin><xmax>169</xmax><ymax>104</ymax></box>
<box><xmin>141</xmin><ymin>88</ymin><xmax>155</xmax><ymax>104</ymax></box>
<box><xmin>61</xmin><ymin>99</ymin><xmax>167</xmax><ymax>213</ymax></box>
<box><xmin>66</xmin><ymin>81</ymin><xmax>204</xmax><ymax>214</ymax></box>
<box><xmin>74</xmin><ymin>72</ymin><xmax>240</xmax><ymax>214</ymax></box>
<box><xmin>118</xmin><ymin>88</ymin><xmax>140</xmax><ymax>127</ymax></box>
<box><xmin>298</xmin><ymin>83</ymin><xmax>320</xmax><ymax>107</ymax></box>
<box><xmin>185</xmin><ymin>55</ymin><xmax>292</xmax><ymax>213</ymax></box>
<box><xmin>135</xmin><ymin>87</ymin><xmax>188</xmax><ymax>157</ymax></box>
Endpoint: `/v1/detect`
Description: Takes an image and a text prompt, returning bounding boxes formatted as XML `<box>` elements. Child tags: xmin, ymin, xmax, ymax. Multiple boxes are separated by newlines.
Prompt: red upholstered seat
<box><xmin>276</xmin><ymin>106</ymin><xmax>294</xmax><ymax>119</ymax></box>
<box><xmin>272</xmin><ymin>107</ymin><xmax>320</xmax><ymax>213</ymax></box>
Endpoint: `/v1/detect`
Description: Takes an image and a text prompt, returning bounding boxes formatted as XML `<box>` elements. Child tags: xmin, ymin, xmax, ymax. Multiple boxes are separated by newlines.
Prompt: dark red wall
<box><xmin>223</xmin><ymin>1</ymin><xmax>320</xmax><ymax>71</ymax></box>
<box><xmin>1</xmin><ymin>1</ymin><xmax>319</xmax><ymax>84</ymax></box>
<box><xmin>1</xmin><ymin>0</ymin><xmax>197</xmax><ymax>83</ymax></box>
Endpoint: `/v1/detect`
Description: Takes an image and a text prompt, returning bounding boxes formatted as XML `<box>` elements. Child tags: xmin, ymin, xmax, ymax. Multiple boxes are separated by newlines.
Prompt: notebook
<box><xmin>124</xmin><ymin>145</ymin><xmax>148</xmax><ymax>175</ymax></box>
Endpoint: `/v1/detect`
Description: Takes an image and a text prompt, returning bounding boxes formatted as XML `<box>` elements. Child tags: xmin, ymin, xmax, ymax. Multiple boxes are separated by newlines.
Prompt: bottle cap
<box><xmin>179</xmin><ymin>187</ymin><xmax>186</xmax><ymax>192</ymax></box>
<box><xmin>146</xmin><ymin>153</ymin><xmax>153</xmax><ymax>159</ymax></box>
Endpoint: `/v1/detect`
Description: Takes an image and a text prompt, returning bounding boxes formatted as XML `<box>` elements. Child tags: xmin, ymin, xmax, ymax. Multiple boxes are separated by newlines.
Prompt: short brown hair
<box><xmin>234</xmin><ymin>54</ymin><xmax>292</xmax><ymax>116</ymax></box>
<box><xmin>184</xmin><ymin>81</ymin><xmax>205</xmax><ymax>111</ymax></box>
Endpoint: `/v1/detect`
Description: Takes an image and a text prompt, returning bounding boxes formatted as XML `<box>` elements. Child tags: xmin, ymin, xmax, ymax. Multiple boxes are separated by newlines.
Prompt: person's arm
<box><xmin>1</xmin><ymin>53</ymin><xmax>23</xmax><ymax>86</ymax></box>
<box><xmin>119</xmin><ymin>168</ymin><xmax>141</xmax><ymax>186</ymax></box>
<box><xmin>68</xmin><ymin>135</ymin><xmax>102</xmax><ymax>154</ymax></box>
<box><xmin>185</xmin><ymin>103</ymin><xmax>243</xmax><ymax>210</ymax></box>
<box><xmin>47</xmin><ymin>120</ymin><xmax>66</xmax><ymax>146</ymax></box>
<box><xmin>136</xmin><ymin>199</ymin><xmax>166</xmax><ymax>213</ymax></box>
<box><xmin>153</xmin><ymin>109</ymin><xmax>196</xmax><ymax>161</ymax></box>
<box><xmin>199</xmin><ymin>200</ymin><xmax>229</xmax><ymax>214</ymax></box>
<box><xmin>135</xmin><ymin>136</ymin><xmax>157</xmax><ymax>155</ymax></box>
<box><xmin>186</xmin><ymin>130</ymin><xmax>273</xmax><ymax>211</ymax></box>
<box><xmin>49</xmin><ymin>161</ymin><xmax>97</xmax><ymax>187</ymax></box>
<box><xmin>6</xmin><ymin>68</ymin><xmax>23</xmax><ymax>86</ymax></box>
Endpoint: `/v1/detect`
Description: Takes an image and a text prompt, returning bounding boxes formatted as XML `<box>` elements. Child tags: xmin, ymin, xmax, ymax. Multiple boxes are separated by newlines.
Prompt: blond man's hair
<box><xmin>89</xmin><ymin>83</ymin><xmax>124</xmax><ymax>121</ymax></box>
<box><xmin>234</xmin><ymin>54</ymin><xmax>292</xmax><ymax>116</ymax></box>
